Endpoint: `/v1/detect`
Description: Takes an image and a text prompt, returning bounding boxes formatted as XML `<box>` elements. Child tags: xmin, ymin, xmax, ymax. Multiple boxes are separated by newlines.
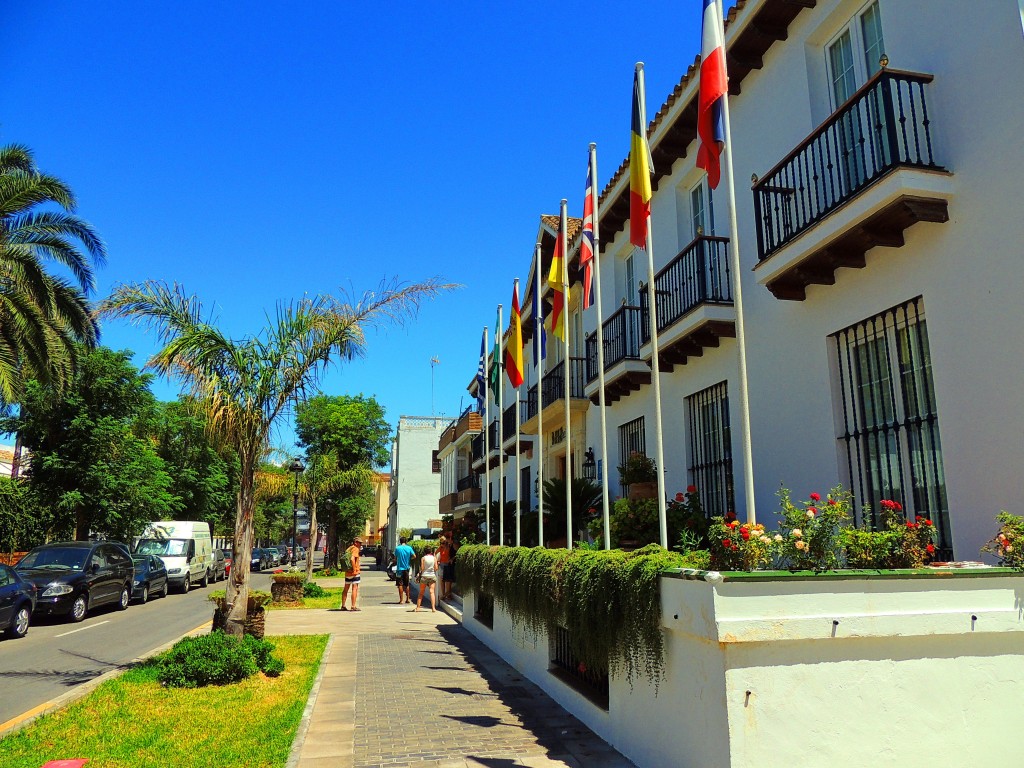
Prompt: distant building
<box><xmin>363</xmin><ymin>471</ymin><xmax>390</xmax><ymax>546</ymax></box>
<box><xmin>386</xmin><ymin>415</ymin><xmax>447</xmax><ymax>549</ymax></box>
<box><xmin>0</xmin><ymin>446</ymin><xmax>15</xmax><ymax>478</ymax></box>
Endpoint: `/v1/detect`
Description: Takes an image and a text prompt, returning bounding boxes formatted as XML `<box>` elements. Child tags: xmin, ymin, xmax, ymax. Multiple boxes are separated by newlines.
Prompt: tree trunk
<box><xmin>305</xmin><ymin>497</ymin><xmax>317</xmax><ymax>581</ymax></box>
<box><xmin>225</xmin><ymin>455</ymin><xmax>256</xmax><ymax>638</ymax></box>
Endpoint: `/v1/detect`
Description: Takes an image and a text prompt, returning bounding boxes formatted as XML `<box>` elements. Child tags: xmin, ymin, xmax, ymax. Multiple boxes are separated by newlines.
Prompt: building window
<box><xmin>623</xmin><ymin>252</ymin><xmax>639</xmax><ymax>307</ymax></box>
<box><xmin>831</xmin><ymin>297</ymin><xmax>951</xmax><ymax>555</ymax></box>
<box><xmin>690</xmin><ymin>181</ymin><xmax>713</xmax><ymax>239</ymax></box>
<box><xmin>826</xmin><ymin>1</ymin><xmax>885</xmax><ymax>108</ymax></box>
<box><xmin>686</xmin><ymin>382</ymin><xmax>734</xmax><ymax>517</ymax></box>
<box><xmin>431</xmin><ymin>450</ymin><xmax>441</xmax><ymax>474</ymax></box>
<box><xmin>617</xmin><ymin>417</ymin><xmax>647</xmax><ymax>494</ymax></box>
<box><xmin>520</xmin><ymin>466</ymin><xmax>531</xmax><ymax>511</ymax></box>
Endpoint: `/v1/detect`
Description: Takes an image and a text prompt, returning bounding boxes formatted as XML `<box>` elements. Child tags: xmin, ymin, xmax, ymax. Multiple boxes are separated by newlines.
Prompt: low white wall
<box><xmin>462</xmin><ymin>570</ymin><xmax>1024</xmax><ymax>768</ymax></box>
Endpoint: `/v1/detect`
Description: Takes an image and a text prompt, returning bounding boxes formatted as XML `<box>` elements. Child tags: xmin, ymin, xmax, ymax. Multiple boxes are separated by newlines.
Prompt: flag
<box><xmin>697</xmin><ymin>0</ymin><xmax>728</xmax><ymax>190</ymax></box>
<box><xmin>630</xmin><ymin>65</ymin><xmax>654</xmax><ymax>248</ymax></box>
<box><xmin>581</xmin><ymin>156</ymin><xmax>595</xmax><ymax>309</ymax></box>
<box><xmin>547</xmin><ymin>212</ymin><xmax>566</xmax><ymax>340</ymax></box>
<box><xmin>489</xmin><ymin>307</ymin><xmax>501</xmax><ymax>391</ymax></box>
<box><xmin>532</xmin><ymin>271</ymin><xmax>547</xmax><ymax>361</ymax></box>
<box><xmin>476</xmin><ymin>329</ymin><xmax>487</xmax><ymax>413</ymax></box>
<box><xmin>505</xmin><ymin>282</ymin><xmax>525</xmax><ymax>388</ymax></box>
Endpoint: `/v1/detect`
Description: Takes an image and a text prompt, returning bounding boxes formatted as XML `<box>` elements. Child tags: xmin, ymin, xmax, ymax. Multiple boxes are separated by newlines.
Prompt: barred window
<box><xmin>831</xmin><ymin>297</ymin><xmax>951</xmax><ymax>555</ymax></box>
<box><xmin>686</xmin><ymin>382</ymin><xmax>734</xmax><ymax>517</ymax></box>
<box><xmin>617</xmin><ymin>416</ymin><xmax>647</xmax><ymax>495</ymax></box>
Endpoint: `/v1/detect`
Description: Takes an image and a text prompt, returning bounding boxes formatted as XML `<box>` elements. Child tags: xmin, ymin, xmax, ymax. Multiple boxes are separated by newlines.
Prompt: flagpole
<box><xmin>483</xmin><ymin>325</ymin><xmax>491</xmax><ymax>545</ymax></box>
<box><xmin>714</xmin><ymin>0</ymin><xmax>756</xmax><ymax>524</ymax></box>
<box><xmin>497</xmin><ymin>303</ymin><xmax>505</xmax><ymax>546</ymax></box>
<box><xmin>559</xmin><ymin>199</ymin><xmax>573</xmax><ymax>551</ymax></box>
<box><xmin>514</xmin><ymin>279</ymin><xmax>522</xmax><ymax>548</ymax></box>
<box><xmin>589</xmin><ymin>143</ymin><xmax>613</xmax><ymax>549</ymax></box>
<box><xmin>535</xmin><ymin>242</ymin><xmax>545</xmax><ymax>547</ymax></box>
<box><xmin>637</xmin><ymin>63</ymin><xmax>669</xmax><ymax>548</ymax></box>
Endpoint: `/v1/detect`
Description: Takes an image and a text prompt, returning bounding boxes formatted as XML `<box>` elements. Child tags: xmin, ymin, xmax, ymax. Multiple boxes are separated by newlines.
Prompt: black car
<box><xmin>211</xmin><ymin>548</ymin><xmax>227</xmax><ymax>582</ymax></box>
<box><xmin>0</xmin><ymin>563</ymin><xmax>36</xmax><ymax>639</ymax></box>
<box><xmin>130</xmin><ymin>555</ymin><xmax>169</xmax><ymax>603</ymax></box>
<box><xmin>16</xmin><ymin>541</ymin><xmax>134</xmax><ymax>623</ymax></box>
<box><xmin>251</xmin><ymin>548</ymin><xmax>269</xmax><ymax>572</ymax></box>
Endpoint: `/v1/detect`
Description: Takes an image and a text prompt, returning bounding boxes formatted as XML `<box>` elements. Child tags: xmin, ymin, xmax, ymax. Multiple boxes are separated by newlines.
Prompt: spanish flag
<box><xmin>547</xmin><ymin>204</ymin><xmax>567</xmax><ymax>341</ymax></box>
<box><xmin>505</xmin><ymin>281</ymin><xmax>525</xmax><ymax>388</ymax></box>
<box><xmin>630</xmin><ymin>64</ymin><xmax>654</xmax><ymax>249</ymax></box>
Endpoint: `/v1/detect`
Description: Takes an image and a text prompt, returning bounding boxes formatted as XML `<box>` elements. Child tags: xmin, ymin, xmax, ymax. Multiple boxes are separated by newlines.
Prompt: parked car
<box><xmin>0</xmin><ymin>563</ymin><xmax>36</xmax><ymax>639</ymax></box>
<box><xmin>130</xmin><ymin>555</ymin><xmax>168</xmax><ymax>603</ymax></box>
<box><xmin>223</xmin><ymin>549</ymin><xmax>233</xmax><ymax>576</ymax></box>
<box><xmin>16</xmin><ymin>541</ymin><xmax>134</xmax><ymax>623</ymax></box>
<box><xmin>264</xmin><ymin>547</ymin><xmax>282</xmax><ymax>568</ymax></box>
<box><xmin>210</xmin><ymin>548</ymin><xmax>226</xmax><ymax>582</ymax></box>
<box><xmin>134</xmin><ymin>521</ymin><xmax>213</xmax><ymax>593</ymax></box>
<box><xmin>296</xmin><ymin>545</ymin><xmax>306</xmax><ymax>562</ymax></box>
<box><xmin>250</xmin><ymin>548</ymin><xmax>269</xmax><ymax>572</ymax></box>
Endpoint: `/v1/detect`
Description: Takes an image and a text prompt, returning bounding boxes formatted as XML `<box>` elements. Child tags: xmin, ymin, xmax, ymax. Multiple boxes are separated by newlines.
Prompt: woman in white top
<box><xmin>415</xmin><ymin>546</ymin><xmax>438</xmax><ymax>612</ymax></box>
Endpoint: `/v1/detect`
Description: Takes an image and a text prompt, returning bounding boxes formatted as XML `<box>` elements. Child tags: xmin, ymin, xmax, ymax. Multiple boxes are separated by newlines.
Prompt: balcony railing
<box><xmin>639</xmin><ymin>235</ymin><xmax>732</xmax><ymax>343</ymax></box>
<box><xmin>753</xmin><ymin>69</ymin><xmax>941</xmax><ymax>261</ymax></box>
<box><xmin>488</xmin><ymin>419</ymin><xmax>498</xmax><ymax>450</ymax></box>
<box><xmin>586</xmin><ymin>306</ymin><xmax>645</xmax><ymax>383</ymax></box>
<box><xmin>457</xmin><ymin>474</ymin><xmax>479</xmax><ymax>491</ymax></box>
<box><xmin>471</xmin><ymin>434</ymin><xmax>483</xmax><ymax>462</ymax></box>
<box><xmin>525</xmin><ymin>357</ymin><xmax>588</xmax><ymax>419</ymax></box>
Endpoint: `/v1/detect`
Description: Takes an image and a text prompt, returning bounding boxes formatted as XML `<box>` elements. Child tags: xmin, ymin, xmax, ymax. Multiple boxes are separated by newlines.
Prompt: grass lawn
<box><xmin>267</xmin><ymin>587</ymin><xmax>344</xmax><ymax>610</ymax></box>
<box><xmin>0</xmin><ymin>634</ymin><xmax>328</xmax><ymax>768</ymax></box>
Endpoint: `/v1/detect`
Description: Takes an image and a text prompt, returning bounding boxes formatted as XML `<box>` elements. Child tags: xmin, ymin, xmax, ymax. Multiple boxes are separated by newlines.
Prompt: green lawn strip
<box><xmin>267</xmin><ymin>588</ymin><xmax>345</xmax><ymax>610</ymax></box>
<box><xmin>0</xmin><ymin>634</ymin><xmax>329</xmax><ymax>768</ymax></box>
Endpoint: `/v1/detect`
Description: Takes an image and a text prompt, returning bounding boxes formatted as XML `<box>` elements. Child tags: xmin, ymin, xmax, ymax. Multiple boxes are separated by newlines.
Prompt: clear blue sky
<box><xmin>2</xmin><ymin>2</ymin><xmax>705</xmax><ymax>448</ymax></box>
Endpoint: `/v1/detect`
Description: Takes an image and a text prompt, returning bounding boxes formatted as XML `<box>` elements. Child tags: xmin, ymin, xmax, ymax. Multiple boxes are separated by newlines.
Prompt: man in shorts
<box><xmin>342</xmin><ymin>537</ymin><xmax>362</xmax><ymax>611</ymax></box>
<box><xmin>393</xmin><ymin>536</ymin><xmax>416</xmax><ymax>605</ymax></box>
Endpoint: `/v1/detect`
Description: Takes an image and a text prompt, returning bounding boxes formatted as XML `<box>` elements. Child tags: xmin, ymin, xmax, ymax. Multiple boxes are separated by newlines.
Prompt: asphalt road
<box><xmin>0</xmin><ymin>568</ymin><xmax>275</xmax><ymax>727</ymax></box>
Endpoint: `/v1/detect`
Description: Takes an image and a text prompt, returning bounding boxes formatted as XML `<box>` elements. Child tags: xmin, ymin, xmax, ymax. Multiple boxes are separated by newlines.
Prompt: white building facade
<box><xmin>386</xmin><ymin>415</ymin><xmax>447</xmax><ymax>549</ymax></box>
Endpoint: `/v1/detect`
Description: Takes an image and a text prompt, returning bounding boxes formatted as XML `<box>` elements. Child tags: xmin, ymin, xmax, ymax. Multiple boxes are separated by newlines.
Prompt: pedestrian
<box><xmin>438</xmin><ymin>535</ymin><xmax>457</xmax><ymax>601</ymax></box>
<box><xmin>393</xmin><ymin>536</ymin><xmax>416</xmax><ymax>605</ymax></box>
<box><xmin>415</xmin><ymin>545</ymin><xmax>437</xmax><ymax>612</ymax></box>
<box><xmin>341</xmin><ymin>537</ymin><xmax>362</xmax><ymax>611</ymax></box>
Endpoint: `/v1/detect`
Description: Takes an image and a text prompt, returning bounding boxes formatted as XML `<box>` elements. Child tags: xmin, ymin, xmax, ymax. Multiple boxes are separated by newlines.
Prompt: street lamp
<box><xmin>288</xmin><ymin>457</ymin><xmax>305</xmax><ymax>568</ymax></box>
<box><xmin>582</xmin><ymin>447</ymin><xmax>597</xmax><ymax>480</ymax></box>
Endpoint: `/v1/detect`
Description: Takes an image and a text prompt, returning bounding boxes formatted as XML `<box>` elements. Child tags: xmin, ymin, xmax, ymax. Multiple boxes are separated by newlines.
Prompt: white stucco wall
<box><xmin>390</xmin><ymin>416</ymin><xmax>446</xmax><ymax>532</ymax></box>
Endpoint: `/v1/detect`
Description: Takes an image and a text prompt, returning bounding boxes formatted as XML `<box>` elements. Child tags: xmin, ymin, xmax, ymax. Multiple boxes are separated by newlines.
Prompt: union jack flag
<box><xmin>580</xmin><ymin>158</ymin><xmax>595</xmax><ymax>309</ymax></box>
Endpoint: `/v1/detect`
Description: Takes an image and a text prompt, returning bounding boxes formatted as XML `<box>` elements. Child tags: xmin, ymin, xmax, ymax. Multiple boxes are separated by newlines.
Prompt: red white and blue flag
<box><xmin>697</xmin><ymin>0</ymin><xmax>728</xmax><ymax>189</ymax></box>
<box><xmin>580</xmin><ymin>157</ymin><xmax>595</xmax><ymax>310</ymax></box>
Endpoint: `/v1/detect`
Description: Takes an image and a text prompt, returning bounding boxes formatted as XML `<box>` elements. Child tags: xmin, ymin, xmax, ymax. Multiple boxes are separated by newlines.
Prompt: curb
<box><xmin>284</xmin><ymin>633</ymin><xmax>335</xmax><ymax>768</ymax></box>
<box><xmin>0</xmin><ymin>618</ymin><xmax>212</xmax><ymax>739</ymax></box>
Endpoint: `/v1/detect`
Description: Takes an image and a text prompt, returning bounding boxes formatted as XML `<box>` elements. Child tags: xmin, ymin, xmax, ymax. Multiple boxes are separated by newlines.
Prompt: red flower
<box><xmin>925</xmin><ymin>519</ymin><xmax>933</xmax><ymax>526</ymax></box>
<box><xmin>808</xmin><ymin>507</ymin><xmax>817</xmax><ymax>515</ymax></box>
<box><xmin>588</xmin><ymin>507</ymin><xmax>596</xmax><ymax>515</ymax></box>
<box><xmin>809</xmin><ymin>492</ymin><xmax>821</xmax><ymax>502</ymax></box>
<box><xmin>827</xmin><ymin>498</ymin><xmax>838</xmax><ymax>506</ymax></box>
<box><xmin>926</xmin><ymin>544</ymin><xmax>935</xmax><ymax>554</ymax></box>
<box><xmin>731</xmin><ymin>545</ymin><xmax>739</xmax><ymax>552</ymax></box>
<box><xmin>729</xmin><ymin>520</ymin><xmax>739</xmax><ymax>529</ymax></box>
<box><xmin>675</xmin><ymin>492</ymin><xmax>685</xmax><ymax>502</ymax></box>
<box><xmin>687</xmin><ymin>485</ymin><xmax>697</xmax><ymax>494</ymax></box>
<box><xmin>578</xmin><ymin>662</ymin><xmax>587</xmax><ymax>674</ymax></box>
<box><xmin>894</xmin><ymin>501</ymin><xmax>903</xmax><ymax>511</ymax></box>
<box><xmin>725</xmin><ymin>511</ymin><xmax>737</xmax><ymax>521</ymax></box>
<box><xmin>741</xmin><ymin>529</ymin><xmax>750</xmax><ymax>541</ymax></box>
<box><xmin>722</xmin><ymin>539</ymin><xmax>732</xmax><ymax>548</ymax></box>
<box><xmin>906</xmin><ymin>522</ymin><xmax>918</xmax><ymax>529</ymax></box>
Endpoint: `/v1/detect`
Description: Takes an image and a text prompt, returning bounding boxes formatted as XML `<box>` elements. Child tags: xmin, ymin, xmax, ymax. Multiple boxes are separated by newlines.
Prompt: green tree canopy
<box><xmin>295</xmin><ymin>394</ymin><xmax>391</xmax><ymax>468</ymax></box>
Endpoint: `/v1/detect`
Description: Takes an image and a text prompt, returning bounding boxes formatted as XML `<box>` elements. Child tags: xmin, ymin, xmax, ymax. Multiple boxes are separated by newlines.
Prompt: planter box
<box><xmin>463</xmin><ymin>568</ymin><xmax>1024</xmax><ymax>768</ymax></box>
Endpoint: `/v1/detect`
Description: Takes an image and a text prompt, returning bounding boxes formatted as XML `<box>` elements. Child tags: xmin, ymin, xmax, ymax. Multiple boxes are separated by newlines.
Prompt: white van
<box><xmin>134</xmin><ymin>521</ymin><xmax>214</xmax><ymax>593</ymax></box>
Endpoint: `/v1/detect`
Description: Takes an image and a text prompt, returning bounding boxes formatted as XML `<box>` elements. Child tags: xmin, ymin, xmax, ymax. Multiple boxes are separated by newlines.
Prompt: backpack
<box><xmin>341</xmin><ymin>548</ymin><xmax>353</xmax><ymax>572</ymax></box>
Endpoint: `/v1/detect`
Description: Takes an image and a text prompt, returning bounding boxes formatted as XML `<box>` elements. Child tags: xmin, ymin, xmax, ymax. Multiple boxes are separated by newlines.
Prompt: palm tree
<box><xmin>100</xmin><ymin>278</ymin><xmax>452</xmax><ymax>636</ymax></box>
<box><xmin>0</xmin><ymin>144</ymin><xmax>104</xmax><ymax>404</ymax></box>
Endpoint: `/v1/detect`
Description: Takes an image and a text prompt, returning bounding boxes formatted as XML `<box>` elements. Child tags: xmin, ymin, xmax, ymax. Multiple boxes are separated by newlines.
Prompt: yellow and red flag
<box><xmin>505</xmin><ymin>281</ymin><xmax>525</xmax><ymax>388</ymax></box>
<box><xmin>547</xmin><ymin>206</ymin><xmax>567</xmax><ymax>341</ymax></box>
<box><xmin>630</xmin><ymin>64</ymin><xmax>654</xmax><ymax>248</ymax></box>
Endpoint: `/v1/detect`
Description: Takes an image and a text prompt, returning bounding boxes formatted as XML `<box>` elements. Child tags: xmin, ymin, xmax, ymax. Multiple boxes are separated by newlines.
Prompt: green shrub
<box><xmin>303</xmin><ymin>581</ymin><xmax>328</xmax><ymax>598</ymax></box>
<box><xmin>156</xmin><ymin>631</ymin><xmax>285</xmax><ymax>688</ymax></box>
<box><xmin>242</xmin><ymin>634</ymin><xmax>281</xmax><ymax>675</ymax></box>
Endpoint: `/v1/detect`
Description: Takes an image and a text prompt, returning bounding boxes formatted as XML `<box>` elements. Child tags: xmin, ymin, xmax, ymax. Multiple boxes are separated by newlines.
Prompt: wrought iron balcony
<box><xmin>639</xmin><ymin>235</ymin><xmax>732</xmax><ymax>343</ymax></box>
<box><xmin>525</xmin><ymin>357</ymin><xmax>588</xmax><ymax>420</ymax></box>
<box><xmin>456</xmin><ymin>474</ymin><xmax>479</xmax><ymax>491</ymax></box>
<box><xmin>754</xmin><ymin>69</ymin><xmax>941</xmax><ymax>259</ymax></box>
<box><xmin>585</xmin><ymin>306</ymin><xmax>645</xmax><ymax>383</ymax></box>
<box><xmin>471</xmin><ymin>434</ymin><xmax>483</xmax><ymax>462</ymax></box>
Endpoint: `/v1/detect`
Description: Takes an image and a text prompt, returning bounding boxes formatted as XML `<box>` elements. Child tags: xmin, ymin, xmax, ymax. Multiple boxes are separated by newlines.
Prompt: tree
<box><xmin>151</xmin><ymin>399</ymin><xmax>239</xmax><ymax>534</ymax></box>
<box><xmin>0</xmin><ymin>144</ymin><xmax>104</xmax><ymax>405</ymax></box>
<box><xmin>295</xmin><ymin>394</ymin><xmax>391</xmax><ymax>568</ymax></box>
<box><xmin>99</xmin><ymin>278</ymin><xmax>451</xmax><ymax>636</ymax></box>
<box><xmin>4</xmin><ymin>346</ymin><xmax>178</xmax><ymax>541</ymax></box>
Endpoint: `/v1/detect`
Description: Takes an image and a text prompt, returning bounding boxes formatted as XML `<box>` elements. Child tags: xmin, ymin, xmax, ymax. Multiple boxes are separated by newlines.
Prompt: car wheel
<box><xmin>117</xmin><ymin>585</ymin><xmax>130</xmax><ymax>610</ymax></box>
<box><xmin>9</xmin><ymin>604</ymin><xmax>30</xmax><ymax>638</ymax></box>
<box><xmin>200</xmin><ymin>569</ymin><xmax>209</xmax><ymax>588</ymax></box>
<box><xmin>70</xmin><ymin>594</ymin><xmax>88</xmax><ymax>623</ymax></box>
<box><xmin>159</xmin><ymin>580</ymin><xmax>168</xmax><ymax>598</ymax></box>
<box><xmin>181</xmin><ymin>574</ymin><xmax>190</xmax><ymax>594</ymax></box>
<box><xmin>139</xmin><ymin>583</ymin><xmax>149</xmax><ymax>604</ymax></box>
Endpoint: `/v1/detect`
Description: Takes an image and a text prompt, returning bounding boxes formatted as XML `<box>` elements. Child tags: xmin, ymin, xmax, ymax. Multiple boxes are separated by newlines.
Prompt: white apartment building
<box><xmin>386</xmin><ymin>415</ymin><xmax>447</xmax><ymax>549</ymax></box>
<box><xmin>462</xmin><ymin>0</ymin><xmax>1024</xmax><ymax>561</ymax></box>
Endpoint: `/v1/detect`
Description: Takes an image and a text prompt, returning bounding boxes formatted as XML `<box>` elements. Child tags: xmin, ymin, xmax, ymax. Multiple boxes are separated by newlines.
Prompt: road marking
<box><xmin>54</xmin><ymin>620</ymin><xmax>110</xmax><ymax>638</ymax></box>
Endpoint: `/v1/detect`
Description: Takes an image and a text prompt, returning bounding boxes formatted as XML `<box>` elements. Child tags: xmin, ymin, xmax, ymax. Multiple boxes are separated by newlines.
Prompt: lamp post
<box><xmin>288</xmin><ymin>457</ymin><xmax>305</xmax><ymax>568</ymax></box>
<box><xmin>583</xmin><ymin>448</ymin><xmax>597</xmax><ymax>481</ymax></box>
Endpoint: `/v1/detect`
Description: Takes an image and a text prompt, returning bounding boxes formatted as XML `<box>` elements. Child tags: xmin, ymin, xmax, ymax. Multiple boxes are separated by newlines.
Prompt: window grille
<box><xmin>550</xmin><ymin>625</ymin><xmax>609</xmax><ymax>708</ymax></box>
<box><xmin>431</xmin><ymin>450</ymin><xmax>441</xmax><ymax>474</ymax></box>
<box><xmin>686</xmin><ymin>382</ymin><xmax>735</xmax><ymax>517</ymax></box>
<box><xmin>831</xmin><ymin>297</ymin><xmax>952</xmax><ymax>556</ymax></box>
<box><xmin>617</xmin><ymin>417</ymin><xmax>647</xmax><ymax>495</ymax></box>
<box><xmin>474</xmin><ymin>592</ymin><xmax>494</xmax><ymax>628</ymax></box>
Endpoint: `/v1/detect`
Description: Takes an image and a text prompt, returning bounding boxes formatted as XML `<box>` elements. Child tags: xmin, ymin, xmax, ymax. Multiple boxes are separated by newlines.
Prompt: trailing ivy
<box><xmin>456</xmin><ymin>543</ymin><xmax>706</xmax><ymax>685</ymax></box>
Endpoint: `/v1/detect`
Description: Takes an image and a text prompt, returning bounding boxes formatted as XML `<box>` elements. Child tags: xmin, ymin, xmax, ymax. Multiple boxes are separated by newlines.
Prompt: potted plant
<box><xmin>209</xmin><ymin>590</ymin><xmax>273</xmax><ymax>638</ymax></box>
<box><xmin>618</xmin><ymin>451</ymin><xmax>658</xmax><ymax>500</ymax></box>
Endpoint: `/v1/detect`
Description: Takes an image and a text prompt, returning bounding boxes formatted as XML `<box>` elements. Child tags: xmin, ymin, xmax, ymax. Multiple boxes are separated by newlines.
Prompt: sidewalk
<box><xmin>267</xmin><ymin>564</ymin><xmax>635</xmax><ymax>768</ymax></box>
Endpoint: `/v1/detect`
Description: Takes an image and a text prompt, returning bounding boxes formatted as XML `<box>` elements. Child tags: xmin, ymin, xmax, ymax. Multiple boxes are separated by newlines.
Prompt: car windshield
<box><xmin>136</xmin><ymin>539</ymin><xmax>187</xmax><ymax>556</ymax></box>
<box><xmin>17</xmin><ymin>547</ymin><xmax>89</xmax><ymax>571</ymax></box>
<box><xmin>131</xmin><ymin>556</ymin><xmax>150</xmax><ymax>568</ymax></box>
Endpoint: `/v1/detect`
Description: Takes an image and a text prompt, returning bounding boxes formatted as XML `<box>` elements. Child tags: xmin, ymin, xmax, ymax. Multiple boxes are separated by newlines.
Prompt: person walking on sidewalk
<box><xmin>415</xmin><ymin>545</ymin><xmax>438</xmax><ymax>612</ymax></box>
<box><xmin>394</xmin><ymin>536</ymin><xmax>416</xmax><ymax>605</ymax></box>
<box><xmin>342</xmin><ymin>537</ymin><xmax>362</xmax><ymax>611</ymax></box>
<box><xmin>438</xmin><ymin>535</ymin><xmax>457</xmax><ymax>601</ymax></box>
